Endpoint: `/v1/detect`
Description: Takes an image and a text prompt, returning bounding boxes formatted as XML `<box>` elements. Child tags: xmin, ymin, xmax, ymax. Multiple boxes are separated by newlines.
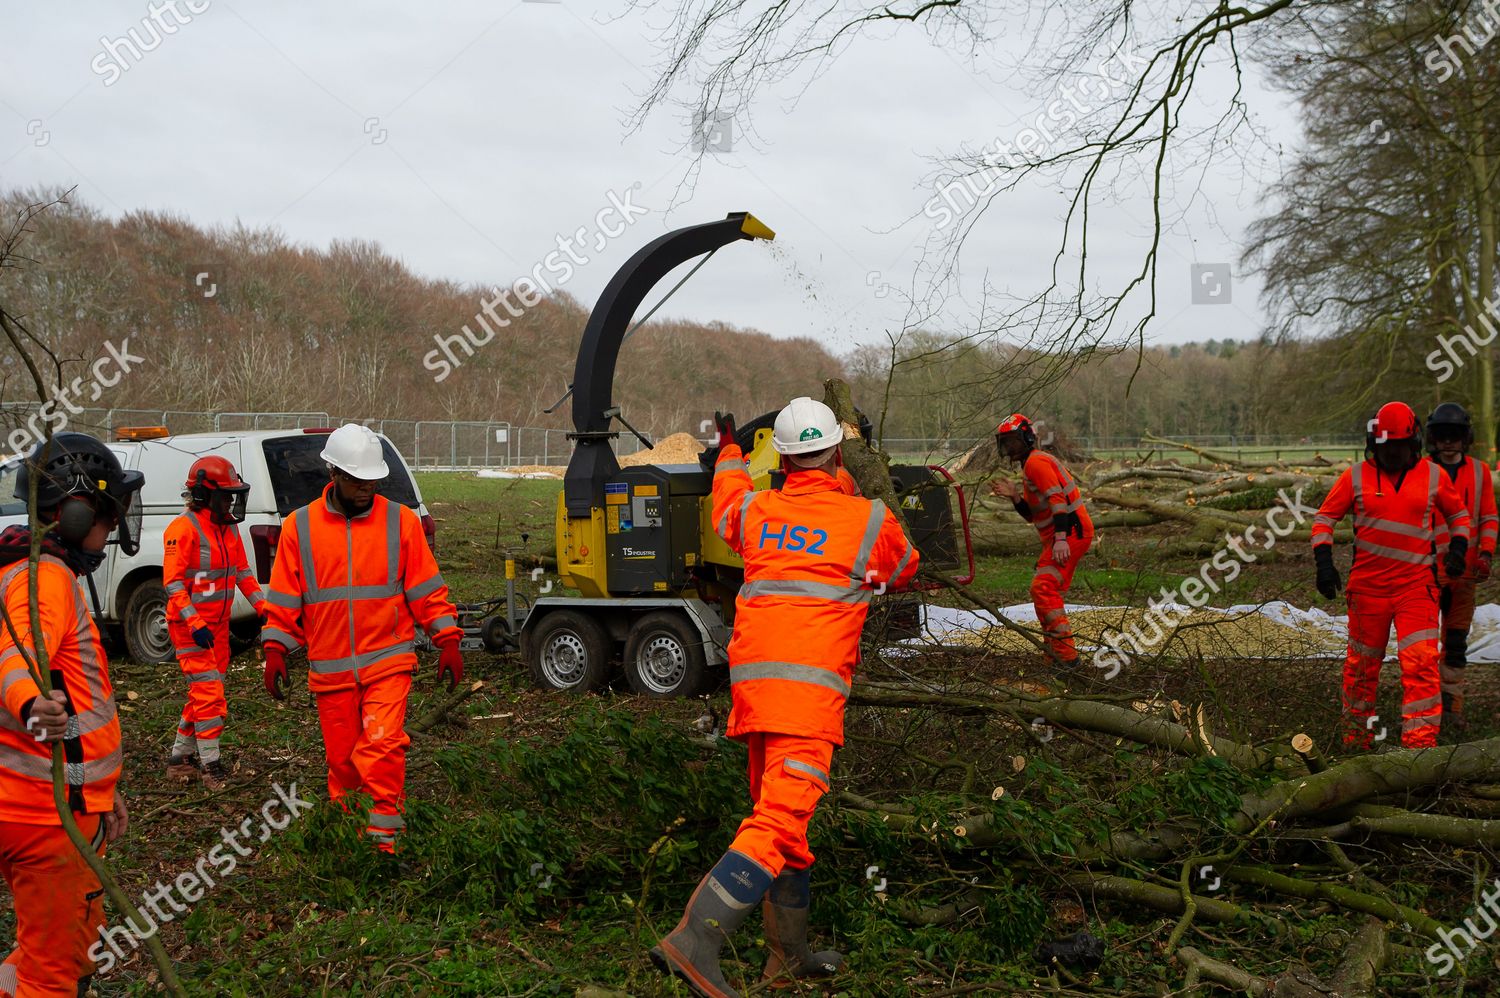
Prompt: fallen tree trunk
<box><xmin>1331</xmin><ymin>918</ymin><xmax>1389</xmax><ymax>997</ymax></box>
<box><xmin>1064</xmin><ymin>872</ymin><xmax>1250</xmax><ymax>924</ymax></box>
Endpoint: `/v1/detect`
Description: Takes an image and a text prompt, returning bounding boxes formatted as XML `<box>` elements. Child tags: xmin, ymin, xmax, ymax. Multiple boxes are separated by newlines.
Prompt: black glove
<box><xmin>1445</xmin><ymin>535</ymin><xmax>1469</xmax><ymax>579</ymax></box>
<box><xmin>1314</xmin><ymin>546</ymin><xmax>1342</xmax><ymax>599</ymax></box>
<box><xmin>192</xmin><ymin>626</ymin><xmax>215</xmax><ymax>650</ymax></box>
<box><xmin>713</xmin><ymin>411</ymin><xmax>737</xmax><ymax>450</ymax></box>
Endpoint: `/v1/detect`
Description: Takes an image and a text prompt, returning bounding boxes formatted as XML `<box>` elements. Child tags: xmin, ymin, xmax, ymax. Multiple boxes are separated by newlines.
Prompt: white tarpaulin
<box><xmin>919</xmin><ymin>600</ymin><xmax>1500</xmax><ymax>662</ymax></box>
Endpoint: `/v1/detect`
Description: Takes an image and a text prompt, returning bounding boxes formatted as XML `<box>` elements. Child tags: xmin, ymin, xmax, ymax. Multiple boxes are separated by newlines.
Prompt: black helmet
<box><xmin>1426</xmin><ymin>402</ymin><xmax>1474</xmax><ymax>453</ymax></box>
<box><xmin>14</xmin><ymin>432</ymin><xmax>145</xmax><ymax>555</ymax></box>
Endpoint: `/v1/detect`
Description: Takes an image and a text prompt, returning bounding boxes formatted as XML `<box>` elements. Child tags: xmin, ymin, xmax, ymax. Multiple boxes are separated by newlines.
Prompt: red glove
<box><xmin>263</xmin><ymin>643</ymin><xmax>289</xmax><ymax>701</ymax></box>
<box><xmin>436</xmin><ymin>635</ymin><xmax>464</xmax><ymax>692</ymax></box>
<box><xmin>1480</xmin><ymin>552</ymin><xmax>1493</xmax><ymax>581</ymax></box>
<box><xmin>714</xmin><ymin>411</ymin><xmax>736</xmax><ymax>451</ymax></box>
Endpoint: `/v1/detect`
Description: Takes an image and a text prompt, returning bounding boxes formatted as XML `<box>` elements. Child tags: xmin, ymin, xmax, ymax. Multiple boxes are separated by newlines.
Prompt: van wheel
<box><xmin>527</xmin><ymin>610</ymin><xmax>611</xmax><ymax>693</ymax></box>
<box><xmin>123</xmin><ymin>581</ymin><xmax>175</xmax><ymax>664</ymax></box>
<box><xmin>623</xmin><ymin>611</ymin><xmax>708</xmax><ymax>698</ymax></box>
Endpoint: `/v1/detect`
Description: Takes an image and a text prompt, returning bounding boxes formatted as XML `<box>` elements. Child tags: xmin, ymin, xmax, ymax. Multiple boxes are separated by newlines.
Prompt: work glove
<box><xmin>1480</xmin><ymin>552</ymin><xmax>1493</xmax><ymax>581</ymax></box>
<box><xmin>1445</xmin><ymin>535</ymin><xmax>1469</xmax><ymax>579</ymax></box>
<box><xmin>435</xmin><ymin>635</ymin><xmax>464</xmax><ymax>692</ymax></box>
<box><xmin>191</xmin><ymin>626</ymin><xmax>215</xmax><ymax>650</ymax></box>
<box><xmin>263</xmin><ymin>643</ymin><xmax>289</xmax><ymax>701</ymax></box>
<box><xmin>1314</xmin><ymin>545</ymin><xmax>1342</xmax><ymax>600</ymax></box>
<box><xmin>713</xmin><ymin>411</ymin><xmax>737</xmax><ymax>451</ymax></box>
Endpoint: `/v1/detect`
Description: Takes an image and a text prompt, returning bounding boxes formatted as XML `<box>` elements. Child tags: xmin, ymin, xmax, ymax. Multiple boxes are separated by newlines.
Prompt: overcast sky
<box><xmin>3</xmin><ymin>0</ymin><xmax>1296</xmax><ymax>358</ymax></box>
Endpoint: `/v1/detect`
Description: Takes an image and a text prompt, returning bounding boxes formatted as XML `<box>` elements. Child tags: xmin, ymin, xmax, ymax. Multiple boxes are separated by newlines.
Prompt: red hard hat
<box><xmin>1371</xmin><ymin>401</ymin><xmax>1420</xmax><ymax>444</ymax></box>
<box><xmin>185</xmin><ymin>456</ymin><xmax>245</xmax><ymax>492</ymax></box>
<box><xmin>996</xmin><ymin>413</ymin><xmax>1032</xmax><ymax>435</ymax></box>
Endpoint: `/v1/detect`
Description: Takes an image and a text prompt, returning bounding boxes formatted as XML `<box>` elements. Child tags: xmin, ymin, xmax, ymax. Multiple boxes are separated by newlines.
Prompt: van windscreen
<box><xmin>262</xmin><ymin>436</ymin><xmax>418</xmax><ymax>516</ymax></box>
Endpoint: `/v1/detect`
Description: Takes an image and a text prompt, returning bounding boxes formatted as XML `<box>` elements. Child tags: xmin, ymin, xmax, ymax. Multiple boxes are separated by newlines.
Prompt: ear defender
<box><xmin>57</xmin><ymin>496</ymin><xmax>97</xmax><ymax>544</ymax></box>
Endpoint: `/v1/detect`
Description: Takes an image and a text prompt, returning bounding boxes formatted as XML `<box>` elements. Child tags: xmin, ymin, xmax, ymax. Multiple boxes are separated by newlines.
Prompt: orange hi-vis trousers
<box><xmin>1344</xmin><ymin>587</ymin><xmax>1442</xmax><ymax>749</ymax></box>
<box><xmin>1032</xmin><ymin>533</ymin><xmax>1092</xmax><ymax>662</ymax></box>
<box><xmin>0</xmin><ymin>814</ymin><xmax>106</xmax><ymax>998</ymax></box>
<box><xmin>728</xmin><ymin>734</ymin><xmax>833</xmax><ymax>877</ymax></box>
<box><xmin>170</xmin><ymin>618</ymin><xmax>231</xmax><ymax>765</ymax></box>
<box><xmin>316</xmin><ymin>671</ymin><xmax>411</xmax><ymax>852</ymax></box>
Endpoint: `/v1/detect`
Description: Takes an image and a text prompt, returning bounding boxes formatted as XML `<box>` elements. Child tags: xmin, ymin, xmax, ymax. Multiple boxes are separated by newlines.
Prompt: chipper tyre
<box><xmin>623</xmin><ymin>611</ymin><xmax>709</xmax><ymax>698</ymax></box>
<box><xmin>527</xmin><ymin>610</ymin><xmax>612</xmax><ymax>693</ymax></box>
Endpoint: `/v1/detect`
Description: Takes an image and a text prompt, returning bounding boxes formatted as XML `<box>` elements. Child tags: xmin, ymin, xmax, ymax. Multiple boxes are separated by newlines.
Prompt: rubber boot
<box><xmin>762</xmin><ymin>865</ymin><xmax>842</xmax><ymax>984</ymax></box>
<box><xmin>651</xmin><ymin>849</ymin><xmax>773</xmax><ymax>998</ymax></box>
<box><xmin>1442</xmin><ymin>630</ymin><xmax>1468</xmax><ymax>734</ymax></box>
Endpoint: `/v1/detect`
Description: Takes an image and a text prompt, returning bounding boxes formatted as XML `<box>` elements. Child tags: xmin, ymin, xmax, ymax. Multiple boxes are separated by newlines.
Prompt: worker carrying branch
<box><xmin>988</xmin><ymin>414</ymin><xmax>1093</xmax><ymax>668</ymax></box>
<box><xmin>0</xmin><ymin>433</ymin><xmax>140</xmax><ymax>998</ymax></box>
<box><xmin>1425</xmin><ymin>403</ymin><xmax>1496</xmax><ymax>731</ymax></box>
<box><xmin>651</xmin><ymin>397</ymin><xmax>918</xmax><ymax>997</ymax></box>
<box><xmin>164</xmin><ymin>456</ymin><xmax>268</xmax><ymax>790</ymax></box>
<box><xmin>261</xmin><ymin>424</ymin><xmax>464</xmax><ymax>855</ymax></box>
<box><xmin>1311</xmin><ymin>402</ymin><xmax>1471</xmax><ymax>749</ymax></box>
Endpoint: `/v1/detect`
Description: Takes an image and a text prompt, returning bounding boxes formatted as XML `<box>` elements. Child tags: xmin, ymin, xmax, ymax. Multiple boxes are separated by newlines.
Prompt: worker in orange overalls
<box><xmin>652</xmin><ymin>397</ymin><xmax>919</xmax><ymax>997</ymax></box>
<box><xmin>988</xmin><ymin>414</ymin><xmax>1093</xmax><ymax>668</ymax></box>
<box><xmin>0</xmin><ymin>433</ymin><xmax>141</xmax><ymax>998</ymax></box>
<box><xmin>1312</xmin><ymin>402</ymin><xmax>1471</xmax><ymax>749</ymax></box>
<box><xmin>261</xmin><ymin>424</ymin><xmax>463</xmax><ymax>854</ymax></box>
<box><xmin>1425</xmin><ymin>403</ymin><xmax>1497</xmax><ymax>731</ymax></box>
<box><xmin>164</xmin><ymin>456</ymin><xmax>268</xmax><ymax>789</ymax></box>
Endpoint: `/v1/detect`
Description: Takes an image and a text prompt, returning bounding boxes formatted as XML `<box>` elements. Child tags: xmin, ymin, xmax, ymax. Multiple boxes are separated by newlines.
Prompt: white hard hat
<box><xmin>320</xmin><ymin>423</ymin><xmax>390</xmax><ymax>480</ymax></box>
<box><xmin>773</xmin><ymin>397</ymin><xmax>841</xmax><ymax>457</ymax></box>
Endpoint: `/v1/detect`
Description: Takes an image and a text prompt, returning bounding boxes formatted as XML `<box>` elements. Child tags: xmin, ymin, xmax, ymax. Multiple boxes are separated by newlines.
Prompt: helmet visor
<box><xmin>208</xmin><ymin>486</ymin><xmax>249</xmax><ymax>524</ymax></box>
<box><xmin>108</xmin><ymin>471</ymin><xmax>145</xmax><ymax>556</ymax></box>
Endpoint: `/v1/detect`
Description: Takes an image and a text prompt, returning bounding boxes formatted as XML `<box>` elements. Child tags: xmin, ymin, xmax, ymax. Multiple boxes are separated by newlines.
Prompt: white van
<box><xmin>0</xmin><ymin>428</ymin><xmax>434</xmax><ymax>663</ymax></box>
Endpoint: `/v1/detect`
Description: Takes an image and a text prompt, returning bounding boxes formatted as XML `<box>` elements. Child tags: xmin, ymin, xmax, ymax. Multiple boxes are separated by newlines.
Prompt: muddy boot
<box><xmin>200</xmin><ymin>760</ymin><xmax>228</xmax><ymax>791</ymax></box>
<box><xmin>166</xmin><ymin>752</ymin><xmax>199</xmax><ymax>781</ymax></box>
<box><xmin>762</xmin><ymin>866</ymin><xmax>842</xmax><ymax>984</ymax></box>
<box><xmin>651</xmin><ymin>849</ymin><xmax>773</xmax><ymax>998</ymax></box>
<box><xmin>1442</xmin><ymin>636</ymin><xmax>1469</xmax><ymax>734</ymax></box>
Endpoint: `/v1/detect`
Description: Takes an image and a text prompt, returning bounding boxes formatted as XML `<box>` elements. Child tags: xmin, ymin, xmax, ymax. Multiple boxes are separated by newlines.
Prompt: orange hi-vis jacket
<box><xmin>1431</xmin><ymin>457</ymin><xmax>1498</xmax><ymax>575</ymax></box>
<box><xmin>712</xmin><ymin>443</ymin><xmax>919</xmax><ymax>744</ymax></box>
<box><xmin>263</xmin><ymin>486</ymin><xmax>460</xmax><ymax>693</ymax></box>
<box><xmin>0</xmin><ymin>555</ymin><xmax>121</xmax><ymax>822</ymax></box>
<box><xmin>1021</xmin><ymin>451</ymin><xmax>1092</xmax><ymax>543</ymax></box>
<box><xmin>164</xmin><ymin>507</ymin><xmax>265</xmax><ymax>631</ymax></box>
<box><xmin>1311</xmin><ymin>458</ymin><xmax>1471</xmax><ymax>595</ymax></box>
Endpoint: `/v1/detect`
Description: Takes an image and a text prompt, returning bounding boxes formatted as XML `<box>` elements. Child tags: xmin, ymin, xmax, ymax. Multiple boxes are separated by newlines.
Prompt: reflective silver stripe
<box><xmin>237</xmin><ymin>568</ymin><xmax>255</xmax><ymax>581</ymax></box>
<box><xmin>740</xmin><ymin>579</ymin><xmax>871</xmax><ymax>603</ymax></box>
<box><xmin>1353</xmin><ymin>539</ymin><xmax>1433</xmax><ymax>565</ymax></box>
<box><xmin>890</xmin><ymin>541</ymin><xmax>914</xmax><ymax>585</ymax></box>
<box><xmin>176</xmin><ymin>645</ymin><xmax>207</xmax><ymax>657</ymax></box>
<box><xmin>1036</xmin><ymin>565</ymin><xmax>1064</xmax><ymax>582</ymax></box>
<box><xmin>262</xmin><ymin>627</ymin><xmax>301</xmax><ymax>650</ymax></box>
<box><xmin>404</xmin><ymin>574</ymin><xmax>445</xmax><ymax>602</ymax></box>
<box><xmin>740</xmin><ymin>492</ymin><xmax>756</xmax><ymax>534</ymax></box>
<box><xmin>848</xmin><ymin>502</ymin><xmax>886</xmax><ymax>584</ymax></box>
<box><xmin>366</xmin><ymin>829</ymin><xmax>396</xmax><ymax>845</ymax></box>
<box><xmin>1398</xmin><ymin>628</ymin><xmax>1439</xmax><ymax>651</ymax></box>
<box><xmin>1313</xmin><ymin>514</ymin><xmax>1337</xmax><ymax>529</ymax></box>
<box><xmin>295</xmin><ymin>506</ymin><xmax>318</xmax><ymax>599</ymax></box>
<box><xmin>309</xmin><ymin>639</ymin><xmax>414</xmax><ymax>675</ymax></box>
<box><xmin>0</xmin><ymin>743</ymin><xmax>121</xmax><ymax>783</ymax></box>
<box><xmin>267</xmin><ymin>590</ymin><xmax>302</xmax><ymax>609</ymax></box>
<box><xmin>1353</xmin><ymin>515</ymin><xmax>1431</xmax><ymax>541</ymax></box>
<box><xmin>1351</xmin><ymin>465</ymin><xmax>1363</xmax><ymax>513</ymax></box>
<box><xmin>1348</xmin><ymin>639</ymin><xmax>1385</xmax><ymax>658</ymax></box>
<box><xmin>785</xmin><ymin>757</ymin><xmax>830</xmax><ymax>787</ymax></box>
<box><xmin>185</xmin><ymin>670</ymin><xmax>222</xmax><ymax>683</ymax></box>
<box><xmin>1403</xmin><ymin>714</ymin><xmax>1442</xmax><ymax>731</ymax></box>
<box><xmin>241</xmin><ymin>587</ymin><xmax>266</xmax><ymax>606</ymax></box>
<box><xmin>1041</xmin><ymin>608</ymin><xmax>1066</xmax><ymax>623</ymax></box>
<box><xmin>302</xmin><ymin>583</ymin><xmax>402</xmax><ymax>605</ymax></box>
<box><xmin>385</xmin><ymin>500</ymin><xmax>401</xmax><ymax>587</ymax></box>
<box><xmin>0</xmin><ymin>959</ymin><xmax>17</xmax><ymax>994</ymax></box>
<box><xmin>164</xmin><ymin>580</ymin><xmax>186</xmax><ymax>594</ymax></box>
<box><xmin>429</xmin><ymin>615</ymin><xmax>458</xmax><ymax>632</ymax></box>
<box><xmin>1404</xmin><ymin>694</ymin><xmax>1441</xmax><ymax>714</ymax></box>
<box><xmin>730</xmin><ymin>661</ymin><xmax>850</xmax><ymax>698</ymax></box>
<box><xmin>177</xmin><ymin>605</ymin><xmax>199</xmax><ymax>622</ymax></box>
<box><xmin>194</xmin><ymin>717</ymin><xmax>224</xmax><ymax>732</ymax></box>
<box><xmin>716</xmin><ymin>506</ymin><xmax>732</xmax><ymax>539</ymax></box>
<box><xmin>0</xmin><ymin>698</ymin><xmax>115</xmax><ymax>737</ymax></box>
<box><xmin>191</xmin><ymin>589</ymin><xmax>234</xmax><ymax>604</ymax></box>
<box><xmin>1038</xmin><ymin>484</ymin><xmax>1065</xmax><ymax>499</ymax></box>
<box><xmin>367</xmin><ymin>812</ymin><xmax>406</xmax><ymax>830</ymax></box>
<box><xmin>717</xmin><ymin>459</ymin><xmax>747</xmax><ymax>474</ymax></box>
